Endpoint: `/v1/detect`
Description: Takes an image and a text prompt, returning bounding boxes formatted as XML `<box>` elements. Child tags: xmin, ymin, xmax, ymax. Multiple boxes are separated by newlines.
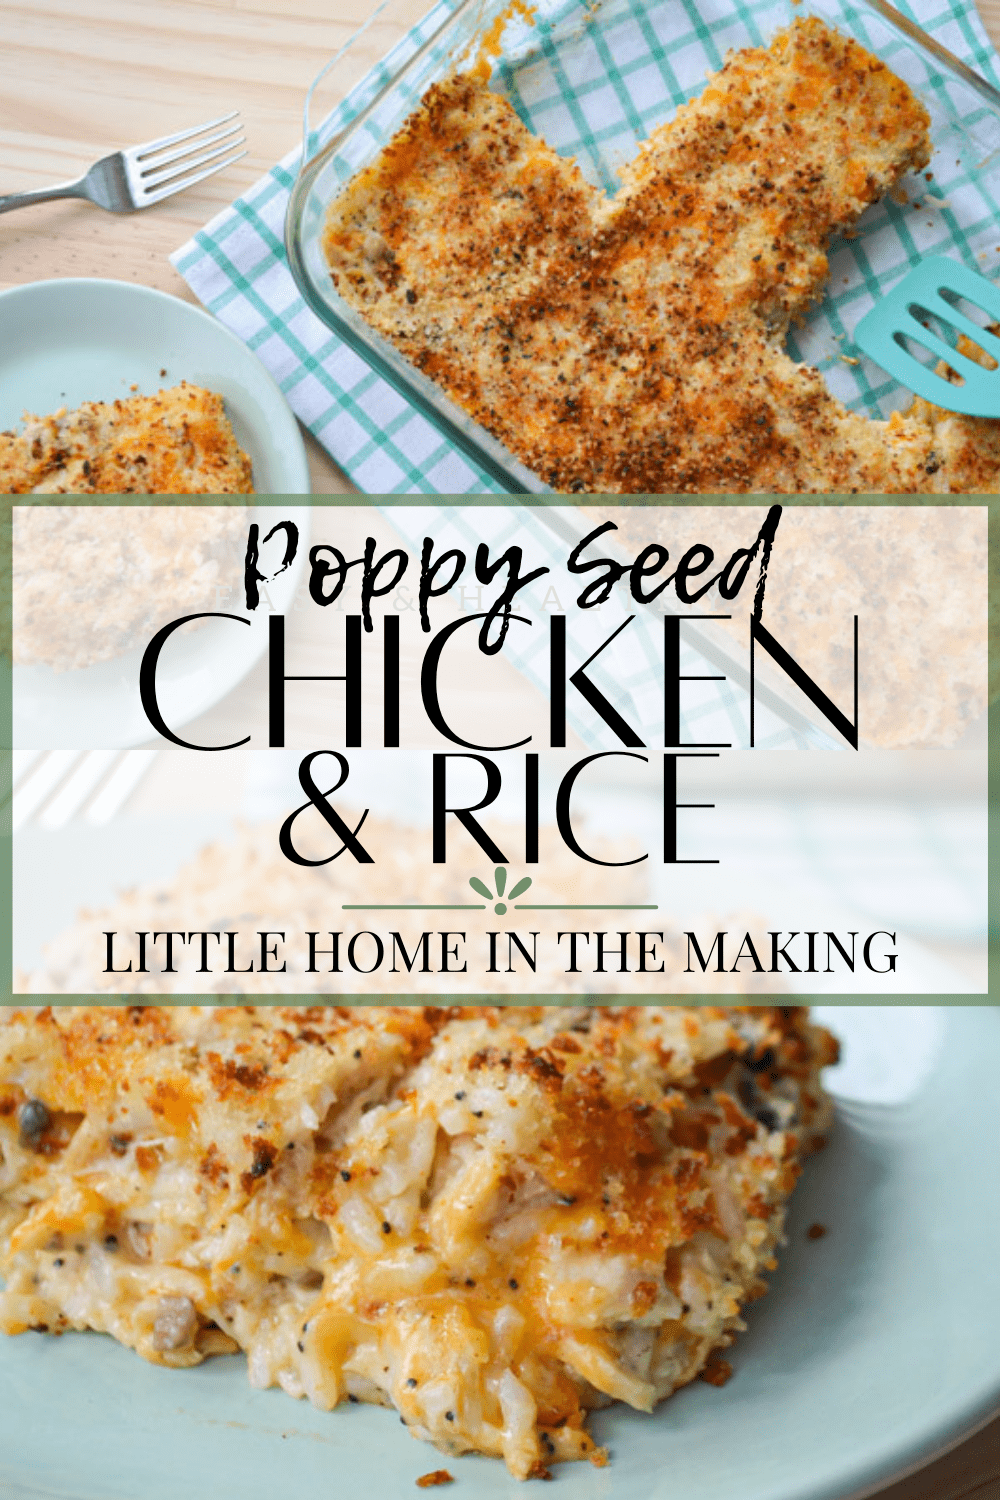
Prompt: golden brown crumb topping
<box><xmin>0</xmin><ymin>383</ymin><xmax>254</xmax><ymax>494</ymax></box>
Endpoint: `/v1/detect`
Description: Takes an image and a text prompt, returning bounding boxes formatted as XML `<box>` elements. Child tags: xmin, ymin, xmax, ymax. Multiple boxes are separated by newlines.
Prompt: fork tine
<box><xmin>138</xmin><ymin>123</ymin><xmax>244</xmax><ymax>179</ymax></box>
<box><xmin>141</xmin><ymin>138</ymin><xmax>246</xmax><ymax>192</ymax></box>
<box><xmin>141</xmin><ymin>148</ymin><xmax>248</xmax><ymax>204</ymax></box>
<box><xmin>131</xmin><ymin>110</ymin><xmax>239</xmax><ymax>161</ymax></box>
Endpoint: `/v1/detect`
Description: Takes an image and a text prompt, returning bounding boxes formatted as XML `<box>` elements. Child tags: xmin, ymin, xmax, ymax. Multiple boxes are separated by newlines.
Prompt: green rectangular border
<box><xmin>3</xmin><ymin>493</ymin><xmax>994</xmax><ymax>1005</ymax></box>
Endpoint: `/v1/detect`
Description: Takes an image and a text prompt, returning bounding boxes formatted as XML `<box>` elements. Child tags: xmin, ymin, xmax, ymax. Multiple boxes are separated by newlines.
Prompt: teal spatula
<box><xmin>853</xmin><ymin>255</ymin><xmax>1000</xmax><ymax>417</ymax></box>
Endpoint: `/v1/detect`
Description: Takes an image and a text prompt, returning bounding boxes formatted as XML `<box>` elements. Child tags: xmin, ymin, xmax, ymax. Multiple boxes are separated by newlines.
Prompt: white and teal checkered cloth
<box><xmin>172</xmin><ymin>0</ymin><xmax>1000</xmax><ymax>494</ymax></box>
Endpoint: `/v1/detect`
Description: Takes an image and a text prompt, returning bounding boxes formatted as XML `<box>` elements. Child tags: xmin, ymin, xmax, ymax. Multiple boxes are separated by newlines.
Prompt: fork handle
<box><xmin>0</xmin><ymin>179</ymin><xmax>88</xmax><ymax>215</ymax></box>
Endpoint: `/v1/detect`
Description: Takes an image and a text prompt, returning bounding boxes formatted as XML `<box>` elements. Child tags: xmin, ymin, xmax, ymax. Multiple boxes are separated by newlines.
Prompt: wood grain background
<box><xmin>1</xmin><ymin>10</ymin><xmax>998</xmax><ymax>1488</ymax></box>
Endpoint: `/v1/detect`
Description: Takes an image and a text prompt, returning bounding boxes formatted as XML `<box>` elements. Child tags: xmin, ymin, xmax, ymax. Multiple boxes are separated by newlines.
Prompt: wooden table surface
<box><xmin>1</xmin><ymin>7</ymin><xmax>999</xmax><ymax>1488</ymax></box>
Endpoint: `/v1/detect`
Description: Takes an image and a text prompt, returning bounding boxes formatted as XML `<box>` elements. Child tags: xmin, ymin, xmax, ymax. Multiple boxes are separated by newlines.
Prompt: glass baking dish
<box><xmin>285</xmin><ymin>0</ymin><xmax>1000</xmax><ymax>493</ymax></box>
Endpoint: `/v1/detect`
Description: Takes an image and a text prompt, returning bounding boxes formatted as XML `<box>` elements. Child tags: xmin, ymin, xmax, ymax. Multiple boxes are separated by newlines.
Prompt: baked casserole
<box><xmin>323</xmin><ymin>18</ymin><xmax>1000</xmax><ymax>492</ymax></box>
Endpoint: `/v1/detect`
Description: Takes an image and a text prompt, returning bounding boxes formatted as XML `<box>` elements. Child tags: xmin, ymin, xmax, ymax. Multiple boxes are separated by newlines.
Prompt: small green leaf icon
<box><xmin>495</xmin><ymin>867</ymin><xmax>507</xmax><ymax>897</ymax></box>
<box><xmin>469</xmin><ymin>878</ymin><xmax>492</xmax><ymax>900</ymax></box>
<box><xmin>508</xmin><ymin>876</ymin><xmax>532</xmax><ymax>900</ymax></box>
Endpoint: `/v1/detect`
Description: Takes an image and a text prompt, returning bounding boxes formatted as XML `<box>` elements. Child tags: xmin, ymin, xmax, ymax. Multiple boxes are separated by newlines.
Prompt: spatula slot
<box><xmin>906</xmin><ymin>301</ymin><xmax>965</xmax><ymax>353</ymax></box>
<box><xmin>935</xmin><ymin>288</ymin><xmax>999</xmax><ymax>368</ymax></box>
<box><xmin>893</xmin><ymin>328</ymin><xmax>966</xmax><ymax>386</ymax></box>
<box><xmin>937</xmin><ymin>286</ymin><xmax>993</xmax><ymax>327</ymax></box>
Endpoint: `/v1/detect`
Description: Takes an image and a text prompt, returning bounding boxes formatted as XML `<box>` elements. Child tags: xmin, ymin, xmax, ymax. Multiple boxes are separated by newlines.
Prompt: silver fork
<box><xmin>0</xmin><ymin>111</ymin><xmax>246</xmax><ymax>216</ymax></box>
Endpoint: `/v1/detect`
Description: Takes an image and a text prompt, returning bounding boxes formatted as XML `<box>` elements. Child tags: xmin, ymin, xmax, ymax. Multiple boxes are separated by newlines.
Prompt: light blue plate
<box><xmin>2</xmin><ymin>1007</ymin><xmax>998</xmax><ymax>1500</ymax></box>
<box><xmin>0</xmin><ymin>278</ymin><xmax>311</xmax><ymax>493</ymax></box>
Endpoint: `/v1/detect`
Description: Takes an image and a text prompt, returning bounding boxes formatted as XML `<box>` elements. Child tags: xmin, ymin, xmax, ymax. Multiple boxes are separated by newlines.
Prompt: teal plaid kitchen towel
<box><xmin>171</xmin><ymin>0</ymin><xmax>1000</xmax><ymax>495</ymax></box>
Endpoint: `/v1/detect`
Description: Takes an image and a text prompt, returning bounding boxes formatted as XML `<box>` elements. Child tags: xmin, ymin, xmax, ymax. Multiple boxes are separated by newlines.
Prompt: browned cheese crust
<box><xmin>0</xmin><ymin>383</ymin><xmax>254</xmax><ymax>494</ymax></box>
<box><xmin>323</xmin><ymin>18</ymin><xmax>1000</xmax><ymax>493</ymax></box>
